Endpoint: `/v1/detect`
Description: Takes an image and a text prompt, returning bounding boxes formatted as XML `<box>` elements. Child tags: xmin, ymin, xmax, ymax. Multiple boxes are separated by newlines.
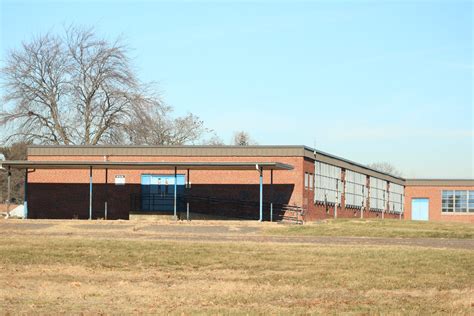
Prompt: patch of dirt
<box><xmin>138</xmin><ymin>224</ymin><xmax>260</xmax><ymax>235</ymax></box>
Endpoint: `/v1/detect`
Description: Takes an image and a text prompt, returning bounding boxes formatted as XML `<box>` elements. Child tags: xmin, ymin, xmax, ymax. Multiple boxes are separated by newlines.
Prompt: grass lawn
<box><xmin>265</xmin><ymin>219</ymin><xmax>474</xmax><ymax>239</ymax></box>
<box><xmin>0</xmin><ymin>235</ymin><xmax>472</xmax><ymax>314</ymax></box>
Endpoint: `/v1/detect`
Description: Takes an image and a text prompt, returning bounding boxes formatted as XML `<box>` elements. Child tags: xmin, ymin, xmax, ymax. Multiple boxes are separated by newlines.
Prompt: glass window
<box><xmin>344</xmin><ymin>170</ymin><xmax>367</xmax><ymax>209</ymax></box>
<box><xmin>304</xmin><ymin>172</ymin><xmax>309</xmax><ymax>189</ymax></box>
<box><xmin>369</xmin><ymin>177</ymin><xmax>387</xmax><ymax>211</ymax></box>
<box><xmin>455</xmin><ymin>190</ymin><xmax>467</xmax><ymax>212</ymax></box>
<box><xmin>442</xmin><ymin>190</ymin><xmax>474</xmax><ymax>213</ymax></box>
<box><xmin>314</xmin><ymin>162</ymin><xmax>342</xmax><ymax>204</ymax></box>
<box><xmin>469</xmin><ymin>191</ymin><xmax>474</xmax><ymax>213</ymax></box>
<box><xmin>442</xmin><ymin>190</ymin><xmax>454</xmax><ymax>212</ymax></box>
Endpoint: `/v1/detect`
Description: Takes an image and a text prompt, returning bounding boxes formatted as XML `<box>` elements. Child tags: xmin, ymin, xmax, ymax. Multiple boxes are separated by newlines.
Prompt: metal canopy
<box><xmin>2</xmin><ymin>160</ymin><xmax>292</xmax><ymax>222</ymax></box>
<box><xmin>0</xmin><ymin>160</ymin><xmax>293</xmax><ymax>171</ymax></box>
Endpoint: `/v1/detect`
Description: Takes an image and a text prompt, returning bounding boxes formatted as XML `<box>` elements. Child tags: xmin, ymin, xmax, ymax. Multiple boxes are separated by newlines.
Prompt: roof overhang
<box><xmin>0</xmin><ymin>160</ymin><xmax>293</xmax><ymax>171</ymax></box>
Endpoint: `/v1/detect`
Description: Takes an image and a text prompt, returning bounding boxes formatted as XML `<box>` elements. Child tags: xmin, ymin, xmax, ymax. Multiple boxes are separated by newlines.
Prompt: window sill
<box><xmin>441</xmin><ymin>212</ymin><xmax>474</xmax><ymax>215</ymax></box>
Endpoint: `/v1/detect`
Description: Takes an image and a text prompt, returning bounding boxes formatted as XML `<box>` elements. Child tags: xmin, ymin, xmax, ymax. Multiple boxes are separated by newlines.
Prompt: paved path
<box><xmin>1</xmin><ymin>220</ymin><xmax>473</xmax><ymax>250</ymax></box>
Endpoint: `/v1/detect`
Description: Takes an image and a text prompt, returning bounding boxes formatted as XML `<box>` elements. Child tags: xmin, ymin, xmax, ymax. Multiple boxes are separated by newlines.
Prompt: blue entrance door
<box><xmin>141</xmin><ymin>174</ymin><xmax>185</xmax><ymax>212</ymax></box>
<box><xmin>411</xmin><ymin>198</ymin><xmax>429</xmax><ymax>221</ymax></box>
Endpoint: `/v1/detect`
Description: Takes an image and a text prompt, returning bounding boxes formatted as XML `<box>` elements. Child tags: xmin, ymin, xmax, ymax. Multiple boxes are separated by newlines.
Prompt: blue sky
<box><xmin>1</xmin><ymin>0</ymin><xmax>472</xmax><ymax>178</ymax></box>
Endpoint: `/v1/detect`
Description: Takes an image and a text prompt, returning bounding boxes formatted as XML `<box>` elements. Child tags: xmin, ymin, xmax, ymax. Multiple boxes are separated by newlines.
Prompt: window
<box><xmin>388</xmin><ymin>183</ymin><xmax>404</xmax><ymax>214</ymax></box>
<box><xmin>443</xmin><ymin>190</ymin><xmax>473</xmax><ymax>213</ymax></box>
<box><xmin>455</xmin><ymin>191</ymin><xmax>468</xmax><ymax>212</ymax></box>
<box><xmin>469</xmin><ymin>191</ymin><xmax>474</xmax><ymax>213</ymax></box>
<box><xmin>314</xmin><ymin>162</ymin><xmax>342</xmax><ymax>204</ymax></box>
<box><xmin>344</xmin><ymin>170</ymin><xmax>367</xmax><ymax>208</ymax></box>
<box><xmin>369</xmin><ymin>177</ymin><xmax>387</xmax><ymax>211</ymax></box>
<box><xmin>442</xmin><ymin>190</ymin><xmax>453</xmax><ymax>212</ymax></box>
<box><xmin>304</xmin><ymin>172</ymin><xmax>309</xmax><ymax>189</ymax></box>
<box><xmin>309</xmin><ymin>173</ymin><xmax>314</xmax><ymax>191</ymax></box>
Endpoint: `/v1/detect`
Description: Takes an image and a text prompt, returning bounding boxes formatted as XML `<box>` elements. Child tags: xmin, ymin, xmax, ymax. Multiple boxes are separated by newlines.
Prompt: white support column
<box><xmin>6</xmin><ymin>167</ymin><xmax>11</xmax><ymax>218</ymax></box>
<box><xmin>270</xmin><ymin>169</ymin><xmax>273</xmax><ymax>222</ymax></box>
<box><xmin>186</xmin><ymin>169</ymin><xmax>190</xmax><ymax>221</ymax></box>
<box><xmin>24</xmin><ymin>169</ymin><xmax>28</xmax><ymax>219</ymax></box>
<box><xmin>104</xmin><ymin>168</ymin><xmax>108</xmax><ymax>220</ymax></box>
<box><xmin>174</xmin><ymin>166</ymin><xmax>177</xmax><ymax>220</ymax></box>
<box><xmin>382</xmin><ymin>190</ymin><xmax>385</xmax><ymax>220</ymax></box>
<box><xmin>361</xmin><ymin>186</ymin><xmax>364</xmax><ymax>219</ymax></box>
<box><xmin>89</xmin><ymin>166</ymin><xmax>93</xmax><ymax>220</ymax></box>
<box><xmin>334</xmin><ymin>181</ymin><xmax>338</xmax><ymax>219</ymax></box>
<box><xmin>259</xmin><ymin>166</ymin><xmax>263</xmax><ymax>222</ymax></box>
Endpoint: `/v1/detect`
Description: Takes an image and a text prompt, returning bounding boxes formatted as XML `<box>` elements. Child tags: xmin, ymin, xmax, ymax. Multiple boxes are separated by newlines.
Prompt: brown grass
<box><xmin>266</xmin><ymin>218</ymin><xmax>474</xmax><ymax>239</ymax></box>
<box><xmin>0</xmin><ymin>234</ymin><xmax>472</xmax><ymax>314</ymax></box>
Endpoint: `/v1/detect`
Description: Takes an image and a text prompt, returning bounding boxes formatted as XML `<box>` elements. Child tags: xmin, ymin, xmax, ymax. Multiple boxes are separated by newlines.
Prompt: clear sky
<box><xmin>1</xmin><ymin>0</ymin><xmax>472</xmax><ymax>178</ymax></box>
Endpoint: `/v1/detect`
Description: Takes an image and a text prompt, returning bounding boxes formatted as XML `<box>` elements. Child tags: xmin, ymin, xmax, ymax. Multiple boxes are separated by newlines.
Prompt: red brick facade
<box><xmin>27</xmin><ymin>154</ymin><xmax>305</xmax><ymax>220</ymax></box>
<box><xmin>404</xmin><ymin>185</ymin><xmax>474</xmax><ymax>223</ymax></box>
<box><xmin>303</xmin><ymin>158</ymin><xmax>400</xmax><ymax>221</ymax></box>
<box><xmin>24</xmin><ymin>146</ymin><xmax>405</xmax><ymax>221</ymax></box>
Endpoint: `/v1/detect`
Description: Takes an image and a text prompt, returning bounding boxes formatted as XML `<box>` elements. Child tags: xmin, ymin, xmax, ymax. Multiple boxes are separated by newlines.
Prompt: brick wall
<box><xmin>405</xmin><ymin>185</ymin><xmax>474</xmax><ymax>223</ymax></box>
<box><xmin>27</xmin><ymin>153</ymin><xmax>406</xmax><ymax>221</ymax></box>
<box><xmin>27</xmin><ymin>154</ymin><xmax>305</xmax><ymax>219</ymax></box>
<box><xmin>302</xmin><ymin>158</ymin><xmax>401</xmax><ymax>221</ymax></box>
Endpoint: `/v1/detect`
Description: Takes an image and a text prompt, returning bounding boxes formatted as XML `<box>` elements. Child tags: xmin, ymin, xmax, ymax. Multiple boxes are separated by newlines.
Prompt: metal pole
<box><xmin>361</xmin><ymin>186</ymin><xmax>364</xmax><ymax>219</ymax></box>
<box><xmin>259</xmin><ymin>167</ymin><xmax>263</xmax><ymax>222</ymax></box>
<box><xmin>186</xmin><ymin>169</ymin><xmax>190</xmax><ymax>221</ymax></box>
<box><xmin>104</xmin><ymin>168</ymin><xmax>108</xmax><ymax>220</ymax></box>
<box><xmin>174</xmin><ymin>166</ymin><xmax>177</xmax><ymax>220</ymax></box>
<box><xmin>187</xmin><ymin>169</ymin><xmax>190</xmax><ymax>189</ymax></box>
<box><xmin>89</xmin><ymin>166</ymin><xmax>93</xmax><ymax>220</ymax></box>
<box><xmin>334</xmin><ymin>181</ymin><xmax>338</xmax><ymax>219</ymax></box>
<box><xmin>399</xmin><ymin>194</ymin><xmax>402</xmax><ymax>220</ymax></box>
<box><xmin>270</xmin><ymin>169</ymin><xmax>273</xmax><ymax>222</ymax></box>
<box><xmin>6</xmin><ymin>167</ymin><xmax>11</xmax><ymax>218</ymax></box>
<box><xmin>24</xmin><ymin>169</ymin><xmax>28</xmax><ymax>219</ymax></box>
<box><xmin>382</xmin><ymin>191</ymin><xmax>385</xmax><ymax>220</ymax></box>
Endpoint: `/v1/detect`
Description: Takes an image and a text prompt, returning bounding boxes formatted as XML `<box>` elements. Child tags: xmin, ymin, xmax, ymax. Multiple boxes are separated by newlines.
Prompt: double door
<box><xmin>141</xmin><ymin>174</ymin><xmax>185</xmax><ymax>212</ymax></box>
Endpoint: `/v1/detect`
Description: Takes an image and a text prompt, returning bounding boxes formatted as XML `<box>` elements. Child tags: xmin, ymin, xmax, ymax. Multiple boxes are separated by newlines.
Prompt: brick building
<box><xmin>1</xmin><ymin>145</ymin><xmax>472</xmax><ymax>223</ymax></box>
<box><xmin>404</xmin><ymin>179</ymin><xmax>474</xmax><ymax>223</ymax></box>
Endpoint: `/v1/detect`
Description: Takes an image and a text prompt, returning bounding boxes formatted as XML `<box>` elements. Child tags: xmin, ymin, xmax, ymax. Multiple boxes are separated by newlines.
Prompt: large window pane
<box><xmin>345</xmin><ymin>170</ymin><xmax>367</xmax><ymax>209</ymax></box>
<box><xmin>442</xmin><ymin>190</ymin><xmax>454</xmax><ymax>212</ymax></box>
<box><xmin>455</xmin><ymin>191</ymin><xmax>467</xmax><ymax>212</ymax></box>
<box><xmin>469</xmin><ymin>191</ymin><xmax>474</xmax><ymax>213</ymax></box>
<box><xmin>314</xmin><ymin>162</ymin><xmax>342</xmax><ymax>204</ymax></box>
<box><xmin>369</xmin><ymin>177</ymin><xmax>387</xmax><ymax>211</ymax></box>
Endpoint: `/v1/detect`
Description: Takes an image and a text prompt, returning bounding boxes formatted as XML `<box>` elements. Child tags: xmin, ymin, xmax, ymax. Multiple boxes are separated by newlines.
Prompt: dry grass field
<box><xmin>0</xmin><ymin>219</ymin><xmax>473</xmax><ymax>314</ymax></box>
<box><xmin>265</xmin><ymin>218</ymin><xmax>474</xmax><ymax>239</ymax></box>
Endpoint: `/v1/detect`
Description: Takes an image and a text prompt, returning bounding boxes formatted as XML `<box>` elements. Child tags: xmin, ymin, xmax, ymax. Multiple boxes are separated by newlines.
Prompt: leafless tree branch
<box><xmin>1</xmin><ymin>26</ymin><xmax>210</xmax><ymax>146</ymax></box>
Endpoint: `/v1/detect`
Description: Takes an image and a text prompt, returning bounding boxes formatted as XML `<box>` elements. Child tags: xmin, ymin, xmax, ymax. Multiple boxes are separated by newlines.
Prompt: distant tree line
<box><xmin>367</xmin><ymin>162</ymin><xmax>403</xmax><ymax>178</ymax></box>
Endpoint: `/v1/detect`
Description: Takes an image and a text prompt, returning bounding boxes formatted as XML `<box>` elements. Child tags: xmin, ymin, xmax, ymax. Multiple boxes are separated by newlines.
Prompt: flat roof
<box><xmin>27</xmin><ymin>145</ymin><xmax>405</xmax><ymax>184</ymax></box>
<box><xmin>405</xmin><ymin>179</ymin><xmax>474</xmax><ymax>186</ymax></box>
<box><xmin>0</xmin><ymin>160</ymin><xmax>293</xmax><ymax>171</ymax></box>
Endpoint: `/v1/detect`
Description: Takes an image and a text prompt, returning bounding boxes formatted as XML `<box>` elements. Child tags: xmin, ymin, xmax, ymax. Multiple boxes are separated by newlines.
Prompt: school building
<box><xmin>1</xmin><ymin>145</ymin><xmax>472</xmax><ymax>223</ymax></box>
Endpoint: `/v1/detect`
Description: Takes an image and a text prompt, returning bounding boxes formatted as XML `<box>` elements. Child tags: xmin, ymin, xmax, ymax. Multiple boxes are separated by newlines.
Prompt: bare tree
<box><xmin>367</xmin><ymin>162</ymin><xmax>402</xmax><ymax>177</ymax></box>
<box><xmin>125</xmin><ymin>103</ymin><xmax>209</xmax><ymax>145</ymax></box>
<box><xmin>202</xmin><ymin>134</ymin><xmax>225</xmax><ymax>145</ymax></box>
<box><xmin>232</xmin><ymin>130</ymin><xmax>257</xmax><ymax>146</ymax></box>
<box><xmin>1</xmin><ymin>26</ymin><xmax>208</xmax><ymax>145</ymax></box>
